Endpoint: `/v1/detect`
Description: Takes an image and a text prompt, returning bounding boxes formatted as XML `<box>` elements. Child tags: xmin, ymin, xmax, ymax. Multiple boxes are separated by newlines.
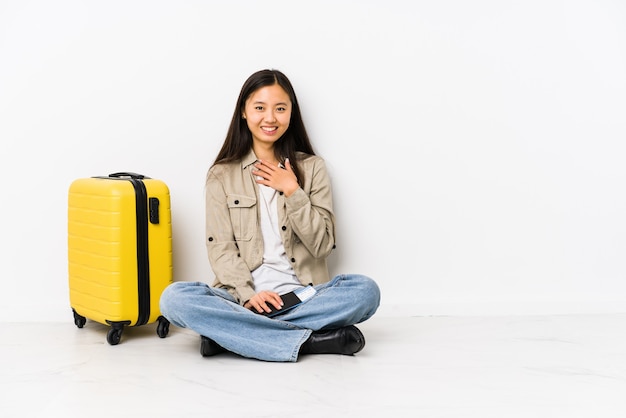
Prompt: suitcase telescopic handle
<box><xmin>109</xmin><ymin>172</ymin><xmax>145</xmax><ymax>179</ymax></box>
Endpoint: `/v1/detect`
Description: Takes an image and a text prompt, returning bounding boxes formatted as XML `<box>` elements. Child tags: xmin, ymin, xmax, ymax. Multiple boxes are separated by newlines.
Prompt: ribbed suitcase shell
<box><xmin>68</xmin><ymin>173</ymin><xmax>173</xmax><ymax>344</ymax></box>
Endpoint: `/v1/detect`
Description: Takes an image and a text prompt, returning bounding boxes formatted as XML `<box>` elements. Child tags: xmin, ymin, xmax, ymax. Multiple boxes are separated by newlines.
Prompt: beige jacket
<box><xmin>205</xmin><ymin>149</ymin><xmax>336</xmax><ymax>304</ymax></box>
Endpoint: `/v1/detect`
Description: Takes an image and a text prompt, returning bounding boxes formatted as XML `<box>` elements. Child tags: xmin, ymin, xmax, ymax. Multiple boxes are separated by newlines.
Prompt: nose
<box><xmin>264</xmin><ymin>110</ymin><xmax>276</xmax><ymax>123</ymax></box>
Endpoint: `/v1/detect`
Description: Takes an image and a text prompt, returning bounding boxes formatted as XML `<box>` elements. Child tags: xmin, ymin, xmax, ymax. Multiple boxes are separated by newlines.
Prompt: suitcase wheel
<box><xmin>157</xmin><ymin>316</ymin><xmax>170</xmax><ymax>338</ymax></box>
<box><xmin>107</xmin><ymin>327</ymin><xmax>124</xmax><ymax>345</ymax></box>
<box><xmin>105</xmin><ymin>320</ymin><xmax>130</xmax><ymax>345</ymax></box>
<box><xmin>72</xmin><ymin>309</ymin><xmax>86</xmax><ymax>329</ymax></box>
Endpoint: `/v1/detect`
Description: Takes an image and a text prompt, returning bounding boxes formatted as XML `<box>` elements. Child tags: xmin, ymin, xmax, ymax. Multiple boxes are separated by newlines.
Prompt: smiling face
<box><xmin>242</xmin><ymin>83</ymin><xmax>292</xmax><ymax>149</ymax></box>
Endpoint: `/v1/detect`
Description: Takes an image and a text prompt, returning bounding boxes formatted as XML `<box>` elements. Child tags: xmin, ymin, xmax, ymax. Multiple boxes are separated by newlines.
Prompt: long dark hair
<box><xmin>212</xmin><ymin>69</ymin><xmax>315</xmax><ymax>186</ymax></box>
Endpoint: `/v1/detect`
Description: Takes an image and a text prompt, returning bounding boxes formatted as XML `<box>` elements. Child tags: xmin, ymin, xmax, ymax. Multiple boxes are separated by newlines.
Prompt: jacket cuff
<box><xmin>285</xmin><ymin>187</ymin><xmax>307</xmax><ymax>209</ymax></box>
<box><xmin>236</xmin><ymin>287</ymin><xmax>257</xmax><ymax>306</ymax></box>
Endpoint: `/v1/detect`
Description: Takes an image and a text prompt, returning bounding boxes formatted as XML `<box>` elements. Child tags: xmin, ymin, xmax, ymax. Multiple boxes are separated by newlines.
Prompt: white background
<box><xmin>1</xmin><ymin>0</ymin><xmax>625</xmax><ymax>322</ymax></box>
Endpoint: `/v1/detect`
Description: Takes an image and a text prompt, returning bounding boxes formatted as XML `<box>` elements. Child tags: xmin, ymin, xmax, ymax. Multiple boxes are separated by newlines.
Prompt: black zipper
<box><xmin>129</xmin><ymin>178</ymin><xmax>150</xmax><ymax>326</ymax></box>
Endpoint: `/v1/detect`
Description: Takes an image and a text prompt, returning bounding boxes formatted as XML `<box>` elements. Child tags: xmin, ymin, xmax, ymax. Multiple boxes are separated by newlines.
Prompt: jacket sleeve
<box><xmin>205</xmin><ymin>169</ymin><xmax>257</xmax><ymax>304</ymax></box>
<box><xmin>284</xmin><ymin>156</ymin><xmax>336</xmax><ymax>259</ymax></box>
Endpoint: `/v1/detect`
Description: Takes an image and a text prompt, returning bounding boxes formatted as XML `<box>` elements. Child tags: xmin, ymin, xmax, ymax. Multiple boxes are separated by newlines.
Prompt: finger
<box><xmin>253</xmin><ymin>163</ymin><xmax>276</xmax><ymax>178</ymax></box>
<box><xmin>257</xmin><ymin>296</ymin><xmax>275</xmax><ymax>313</ymax></box>
<box><xmin>265</xmin><ymin>295</ymin><xmax>283</xmax><ymax>311</ymax></box>
<box><xmin>251</xmin><ymin>169</ymin><xmax>265</xmax><ymax>180</ymax></box>
<box><xmin>264</xmin><ymin>298</ymin><xmax>281</xmax><ymax>311</ymax></box>
<box><xmin>262</xmin><ymin>300</ymin><xmax>275</xmax><ymax>313</ymax></box>
<box><xmin>252</xmin><ymin>300</ymin><xmax>265</xmax><ymax>313</ymax></box>
<box><xmin>249</xmin><ymin>295</ymin><xmax>265</xmax><ymax>313</ymax></box>
<box><xmin>258</xmin><ymin>160</ymin><xmax>277</xmax><ymax>171</ymax></box>
<box><xmin>260</xmin><ymin>291</ymin><xmax>282</xmax><ymax>307</ymax></box>
<box><xmin>251</xmin><ymin>293</ymin><xmax>270</xmax><ymax>313</ymax></box>
<box><xmin>267</xmin><ymin>292</ymin><xmax>281</xmax><ymax>307</ymax></box>
<box><xmin>272</xmin><ymin>294</ymin><xmax>284</xmax><ymax>308</ymax></box>
<box><xmin>281</xmin><ymin>159</ymin><xmax>297</xmax><ymax>184</ymax></box>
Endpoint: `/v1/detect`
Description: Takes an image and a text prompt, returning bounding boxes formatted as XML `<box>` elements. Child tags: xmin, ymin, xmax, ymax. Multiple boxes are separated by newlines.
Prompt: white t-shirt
<box><xmin>251</xmin><ymin>183</ymin><xmax>303</xmax><ymax>295</ymax></box>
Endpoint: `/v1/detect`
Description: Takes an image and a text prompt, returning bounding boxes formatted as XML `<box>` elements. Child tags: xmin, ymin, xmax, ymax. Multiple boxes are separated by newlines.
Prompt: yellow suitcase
<box><xmin>68</xmin><ymin>172</ymin><xmax>173</xmax><ymax>345</ymax></box>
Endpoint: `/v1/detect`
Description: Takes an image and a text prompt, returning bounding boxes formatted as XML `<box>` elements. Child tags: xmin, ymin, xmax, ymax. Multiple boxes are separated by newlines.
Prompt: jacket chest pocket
<box><xmin>227</xmin><ymin>194</ymin><xmax>257</xmax><ymax>241</ymax></box>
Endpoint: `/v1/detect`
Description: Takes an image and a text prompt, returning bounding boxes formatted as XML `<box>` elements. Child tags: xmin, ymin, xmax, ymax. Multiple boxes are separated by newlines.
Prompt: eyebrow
<box><xmin>252</xmin><ymin>101</ymin><xmax>290</xmax><ymax>106</ymax></box>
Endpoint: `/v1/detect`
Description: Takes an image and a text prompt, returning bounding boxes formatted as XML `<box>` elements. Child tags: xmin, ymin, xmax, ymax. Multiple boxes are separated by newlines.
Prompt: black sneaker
<box><xmin>299</xmin><ymin>325</ymin><xmax>365</xmax><ymax>355</ymax></box>
<box><xmin>200</xmin><ymin>336</ymin><xmax>227</xmax><ymax>357</ymax></box>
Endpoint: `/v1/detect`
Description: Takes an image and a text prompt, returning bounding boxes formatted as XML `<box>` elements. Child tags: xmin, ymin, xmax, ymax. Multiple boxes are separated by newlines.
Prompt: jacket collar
<box><xmin>241</xmin><ymin>149</ymin><xmax>259</xmax><ymax>170</ymax></box>
<box><xmin>241</xmin><ymin>149</ymin><xmax>285</xmax><ymax>169</ymax></box>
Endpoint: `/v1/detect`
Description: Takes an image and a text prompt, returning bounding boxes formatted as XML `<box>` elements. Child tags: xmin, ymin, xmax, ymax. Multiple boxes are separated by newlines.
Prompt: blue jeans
<box><xmin>159</xmin><ymin>274</ymin><xmax>381</xmax><ymax>362</ymax></box>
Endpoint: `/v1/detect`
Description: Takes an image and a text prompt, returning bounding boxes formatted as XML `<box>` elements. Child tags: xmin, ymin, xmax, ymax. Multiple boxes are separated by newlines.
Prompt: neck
<box><xmin>252</xmin><ymin>144</ymin><xmax>278</xmax><ymax>164</ymax></box>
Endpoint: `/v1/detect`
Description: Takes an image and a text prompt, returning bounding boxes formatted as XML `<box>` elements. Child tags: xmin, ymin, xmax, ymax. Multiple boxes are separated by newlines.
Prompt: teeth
<box><xmin>262</xmin><ymin>127</ymin><xmax>276</xmax><ymax>132</ymax></box>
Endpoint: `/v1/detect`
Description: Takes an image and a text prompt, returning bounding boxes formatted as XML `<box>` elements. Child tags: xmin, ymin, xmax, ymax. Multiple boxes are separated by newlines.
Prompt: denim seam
<box><xmin>291</xmin><ymin>329</ymin><xmax>313</xmax><ymax>362</ymax></box>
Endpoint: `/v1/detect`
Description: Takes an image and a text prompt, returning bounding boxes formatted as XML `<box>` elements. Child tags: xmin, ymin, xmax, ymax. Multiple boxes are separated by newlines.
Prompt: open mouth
<box><xmin>261</xmin><ymin>127</ymin><xmax>278</xmax><ymax>134</ymax></box>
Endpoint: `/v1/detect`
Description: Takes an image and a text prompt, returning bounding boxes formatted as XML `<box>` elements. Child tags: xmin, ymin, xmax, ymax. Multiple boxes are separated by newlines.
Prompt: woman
<box><xmin>159</xmin><ymin>69</ymin><xmax>380</xmax><ymax>362</ymax></box>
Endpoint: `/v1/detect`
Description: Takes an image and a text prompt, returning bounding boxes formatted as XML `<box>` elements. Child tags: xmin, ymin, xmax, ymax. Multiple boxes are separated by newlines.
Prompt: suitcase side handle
<box><xmin>109</xmin><ymin>172</ymin><xmax>146</xmax><ymax>179</ymax></box>
<box><xmin>149</xmin><ymin>197</ymin><xmax>160</xmax><ymax>224</ymax></box>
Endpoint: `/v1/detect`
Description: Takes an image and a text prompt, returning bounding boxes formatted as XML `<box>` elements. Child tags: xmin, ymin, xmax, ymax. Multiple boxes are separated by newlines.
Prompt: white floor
<box><xmin>2</xmin><ymin>313</ymin><xmax>626</xmax><ymax>418</ymax></box>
